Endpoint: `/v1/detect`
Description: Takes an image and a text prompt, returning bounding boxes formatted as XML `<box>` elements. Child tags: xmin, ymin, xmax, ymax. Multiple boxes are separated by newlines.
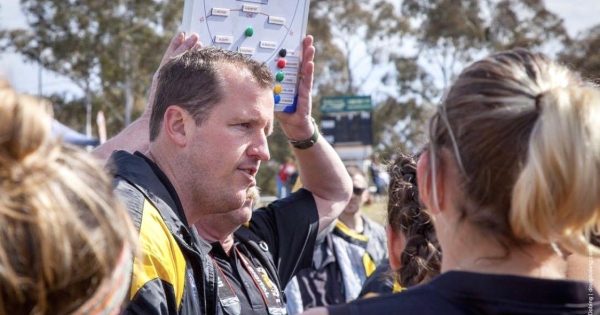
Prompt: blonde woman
<box><xmin>0</xmin><ymin>82</ymin><xmax>136</xmax><ymax>315</ymax></box>
<box><xmin>303</xmin><ymin>49</ymin><xmax>600</xmax><ymax>314</ymax></box>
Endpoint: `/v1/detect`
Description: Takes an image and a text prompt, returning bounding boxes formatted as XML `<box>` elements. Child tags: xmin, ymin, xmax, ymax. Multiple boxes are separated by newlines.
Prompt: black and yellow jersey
<box><xmin>284</xmin><ymin>216</ymin><xmax>387</xmax><ymax>313</ymax></box>
<box><xmin>109</xmin><ymin>151</ymin><xmax>320</xmax><ymax>315</ymax></box>
<box><xmin>109</xmin><ymin>151</ymin><xmax>216</xmax><ymax>315</ymax></box>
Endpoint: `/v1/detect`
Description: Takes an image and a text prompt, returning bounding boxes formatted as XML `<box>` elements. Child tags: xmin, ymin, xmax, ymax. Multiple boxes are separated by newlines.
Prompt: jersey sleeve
<box><xmin>249</xmin><ymin>189</ymin><xmax>319</xmax><ymax>286</ymax></box>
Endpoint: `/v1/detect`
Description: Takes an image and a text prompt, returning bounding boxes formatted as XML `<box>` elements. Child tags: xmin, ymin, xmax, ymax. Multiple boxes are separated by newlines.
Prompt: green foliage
<box><xmin>256</xmin><ymin>162</ymin><xmax>278</xmax><ymax>196</ymax></box>
<box><xmin>5</xmin><ymin>0</ymin><xmax>596</xmax><ymax>166</ymax></box>
<box><xmin>486</xmin><ymin>0</ymin><xmax>569</xmax><ymax>50</ymax></box>
<box><xmin>308</xmin><ymin>0</ymin><xmax>406</xmax><ymax>96</ymax></box>
<box><xmin>268</xmin><ymin>122</ymin><xmax>293</xmax><ymax>164</ymax></box>
<box><xmin>48</xmin><ymin>93</ymin><xmax>86</xmax><ymax>130</ymax></box>
<box><xmin>372</xmin><ymin>97</ymin><xmax>431</xmax><ymax>158</ymax></box>
<box><xmin>302</xmin><ymin>0</ymin><xmax>574</xmax><ymax>159</ymax></box>
<box><xmin>372</xmin><ymin>0</ymin><xmax>571</xmax><ymax>157</ymax></box>
<box><xmin>2</xmin><ymin>0</ymin><xmax>183</xmax><ymax>136</ymax></box>
<box><xmin>559</xmin><ymin>24</ymin><xmax>600</xmax><ymax>84</ymax></box>
<box><xmin>403</xmin><ymin>0</ymin><xmax>486</xmax><ymax>48</ymax></box>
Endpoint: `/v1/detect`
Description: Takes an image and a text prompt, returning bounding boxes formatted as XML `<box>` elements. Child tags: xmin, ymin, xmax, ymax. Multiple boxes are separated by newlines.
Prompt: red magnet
<box><xmin>277</xmin><ymin>59</ymin><xmax>286</xmax><ymax>69</ymax></box>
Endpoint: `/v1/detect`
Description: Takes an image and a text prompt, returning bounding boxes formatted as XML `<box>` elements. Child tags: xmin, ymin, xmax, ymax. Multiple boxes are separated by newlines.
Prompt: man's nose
<box><xmin>248</xmin><ymin>134</ymin><xmax>270</xmax><ymax>161</ymax></box>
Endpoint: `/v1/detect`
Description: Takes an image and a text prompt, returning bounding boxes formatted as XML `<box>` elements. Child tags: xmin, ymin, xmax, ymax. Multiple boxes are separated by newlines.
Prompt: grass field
<box><xmin>362</xmin><ymin>197</ymin><xmax>388</xmax><ymax>225</ymax></box>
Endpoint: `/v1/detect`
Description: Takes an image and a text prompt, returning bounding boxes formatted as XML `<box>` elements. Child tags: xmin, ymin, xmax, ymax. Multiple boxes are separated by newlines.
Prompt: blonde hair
<box><xmin>0</xmin><ymin>82</ymin><xmax>136</xmax><ymax>314</ymax></box>
<box><xmin>428</xmin><ymin>49</ymin><xmax>600</xmax><ymax>256</ymax></box>
<box><xmin>511</xmin><ymin>86</ymin><xmax>600</xmax><ymax>254</ymax></box>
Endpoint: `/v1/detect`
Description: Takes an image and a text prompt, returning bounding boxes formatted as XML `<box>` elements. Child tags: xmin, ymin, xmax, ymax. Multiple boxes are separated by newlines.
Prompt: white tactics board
<box><xmin>181</xmin><ymin>0</ymin><xmax>311</xmax><ymax>112</ymax></box>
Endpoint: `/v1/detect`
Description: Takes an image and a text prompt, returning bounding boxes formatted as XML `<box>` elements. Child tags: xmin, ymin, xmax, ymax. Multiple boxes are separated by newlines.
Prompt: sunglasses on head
<box><xmin>353</xmin><ymin>187</ymin><xmax>366</xmax><ymax>195</ymax></box>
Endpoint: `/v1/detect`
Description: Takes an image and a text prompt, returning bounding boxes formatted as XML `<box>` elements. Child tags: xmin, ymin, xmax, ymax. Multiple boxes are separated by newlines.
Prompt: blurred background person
<box><xmin>359</xmin><ymin>153</ymin><xmax>441</xmax><ymax>298</ymax></box>
<box><xmin>368</xmin><ymin>154</ymin><xmax>388</xmax><ymax>197</ymax></box>
<box><xmin>0</xmin><ymin>80</ymin><xmax>136</xmax><ymax>315</ymax></box>
<box><xmin>285</xmin><ymin>167</ymin><xmax>387</xmax><ymax>314</ymax></box>
<box><xmin>278</xmin><ymin>156</ymin><xmax>298</xmax><ymax>198</ymax></box>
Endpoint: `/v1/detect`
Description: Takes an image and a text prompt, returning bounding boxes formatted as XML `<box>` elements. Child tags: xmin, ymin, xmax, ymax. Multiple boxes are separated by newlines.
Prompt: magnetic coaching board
<box><xmin>181</xmin><ymin>0</ymin><xmax>311</xmax><ymax>112</ymax></box>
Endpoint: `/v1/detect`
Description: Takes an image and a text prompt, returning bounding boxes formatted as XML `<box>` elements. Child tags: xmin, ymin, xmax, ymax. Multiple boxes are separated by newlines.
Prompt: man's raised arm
<box><xmin>276</xmin><ymin>36</ymin><xmax>353</xmax><ymax>234</ymax></box>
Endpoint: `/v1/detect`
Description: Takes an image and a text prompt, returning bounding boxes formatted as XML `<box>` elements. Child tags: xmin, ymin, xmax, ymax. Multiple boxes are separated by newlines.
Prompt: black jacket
<box><xmin>110</xmin><ymin>151</ymin><xmax>216</xmax><ymax>315</ymax></box>
<box><xmin>110</xmin><ymin>151</ymin><xmax>319</xmax><ymax>315</ymax></box>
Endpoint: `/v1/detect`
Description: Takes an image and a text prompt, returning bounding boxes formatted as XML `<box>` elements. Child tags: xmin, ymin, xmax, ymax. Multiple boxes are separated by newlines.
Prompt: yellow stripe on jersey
<box><xmin>392</xmin><ymin>278</ymin><xmax>404</xmax><ymax>293</ymax></box>
<box><xmin>362</xmin><ymin>253</ymin><xmax>377</xmax><ymax>277</ymax></box>
<box><xmin>129</xmin><ymin>200</ymin><xmax>186</xmax><ymax>309</ymax></box>
<box><xmin>335</xmin><ymin>220</ymin><xmax>369</xmax><ymax>242</ymax></box>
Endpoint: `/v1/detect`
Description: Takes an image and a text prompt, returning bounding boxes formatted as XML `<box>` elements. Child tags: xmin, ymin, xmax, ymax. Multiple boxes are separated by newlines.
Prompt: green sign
<box><xmin>320</xmin><ymin>96</ymin><xmax>372</xmax><ymax>113</ymax></box>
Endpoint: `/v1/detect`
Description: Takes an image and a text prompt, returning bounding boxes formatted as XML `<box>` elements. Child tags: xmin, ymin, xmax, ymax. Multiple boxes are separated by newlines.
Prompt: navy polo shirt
<box><xmin>329</xmin><ymin>271</ymin><xmax>600</xmax><ymax>315</ymax></box>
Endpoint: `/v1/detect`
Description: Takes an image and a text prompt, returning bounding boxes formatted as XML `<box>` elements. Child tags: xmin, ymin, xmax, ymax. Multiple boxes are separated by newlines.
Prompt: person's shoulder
<box><xmin>107</xmin><ymin>151</ymin><xmax>157</xmax><ymax>189</ymax></box>
<box><xmin>362</xmin><ymin>215</ymin><xmax>387</xmax><ymax>237</ymax></box>
<box><xmin>107</xmin><ymin>150</ymin><xmax>143</xmax><ymax>173</ymax></box>
<box><xmin>359</xmin><ymin>262</ymin><xmax>395</xmax><ymax>297</ymax></box>
<box><xmin>113</xmin><ymin>176</ymin><xmax>145</xmax><ymax>213</ymax></box>
<box><xmin>362</xmin><ymin>215</ymin><xmax>385</xmax><ymax>229</ymax></box>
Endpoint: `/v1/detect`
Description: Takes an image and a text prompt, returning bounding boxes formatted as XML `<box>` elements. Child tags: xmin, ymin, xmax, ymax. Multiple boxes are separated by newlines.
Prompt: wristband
<box><xmin>288</xmin><ymin>118</ymin><xmax>319</xmax><ymax>150</ymax></box>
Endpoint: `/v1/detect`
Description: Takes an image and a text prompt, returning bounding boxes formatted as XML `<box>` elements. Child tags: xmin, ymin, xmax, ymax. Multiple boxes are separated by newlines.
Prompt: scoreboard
<box><xmin>320</xmin><ymin>96</ymin><xmax>373</xmax><ymax>145</ymax></box>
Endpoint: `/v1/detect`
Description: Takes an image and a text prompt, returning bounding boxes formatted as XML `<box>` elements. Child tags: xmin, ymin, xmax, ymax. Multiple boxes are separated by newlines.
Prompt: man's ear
<box><xmin>387</xmin><ymin>227</ymin><xmax>404</xmax><ymax>271</ymax></box>
<box><xmin>163</xmin><ymin>106</ymin><xmax>189</xmax><ymax>147</ymax></box>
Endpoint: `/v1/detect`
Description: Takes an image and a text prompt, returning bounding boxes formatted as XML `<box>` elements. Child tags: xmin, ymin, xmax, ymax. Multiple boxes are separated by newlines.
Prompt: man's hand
<box><xmin>272</xmin><ymin>35</ymin><xmax>352</xmax><ymax>235</ymax></box>
<box><xmin>143</xmin><ymin>32</ymin><xmax>201</xmax><ymax>120</ymax></box>
<box><xmin>276</xmin><ymin>35</ymin><xmax>316</xmax><ymax>141</ymax></box>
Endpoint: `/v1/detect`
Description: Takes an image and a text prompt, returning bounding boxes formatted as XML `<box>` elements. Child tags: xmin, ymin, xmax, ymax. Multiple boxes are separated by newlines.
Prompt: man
<box><xmin>285</xmin><ymin>167</ymin><xmax>387</xmax><ymax>314</ymax></box>
<box><xmin>96</xmin><ymin>33</ymin><xmax>352</xmax><ymax>315</ymax></box>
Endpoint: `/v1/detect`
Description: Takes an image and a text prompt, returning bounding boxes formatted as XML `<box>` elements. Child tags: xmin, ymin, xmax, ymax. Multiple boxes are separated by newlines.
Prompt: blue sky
<box><xmin>1</xmin><ymin>0</ymin><xmax>599</xmax><ymax>98</ymax></box>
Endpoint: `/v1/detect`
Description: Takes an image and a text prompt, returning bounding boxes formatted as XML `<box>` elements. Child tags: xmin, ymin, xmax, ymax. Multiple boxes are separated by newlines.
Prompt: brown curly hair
<box><xmin>387</xmin><ymin>153</ymin><xmax>441</xmax><ymax>287</ymax></box>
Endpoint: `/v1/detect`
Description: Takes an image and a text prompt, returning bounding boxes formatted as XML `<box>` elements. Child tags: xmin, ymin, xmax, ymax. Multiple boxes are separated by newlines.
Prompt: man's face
<box><xmin>343</xmin><ymin>173</ymin><xmax>368</xmax><ymax>215</ymax></box>
<box><xmin>183</xmin><ymin>63</ymin><xmax>273</xmax><ymax>216</ymax></box>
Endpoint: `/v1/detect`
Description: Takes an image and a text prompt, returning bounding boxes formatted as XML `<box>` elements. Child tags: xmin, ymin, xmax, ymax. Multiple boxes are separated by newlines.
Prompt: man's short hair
<box><xmin>149</xmin><ymin>47</ymin><xmax>273</xmax><ymax>141</ymax></box>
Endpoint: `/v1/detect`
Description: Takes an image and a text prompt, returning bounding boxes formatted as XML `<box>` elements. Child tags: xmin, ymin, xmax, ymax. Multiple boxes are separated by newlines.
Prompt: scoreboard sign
<box><xmin>319</xmin><ymin>96</ymin><xmax>373</xmax><ymax>145</ymax></box>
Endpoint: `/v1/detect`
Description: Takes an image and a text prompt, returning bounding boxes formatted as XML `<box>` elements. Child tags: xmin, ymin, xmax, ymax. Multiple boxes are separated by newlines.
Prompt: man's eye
<box><xmin>240</xmin><ymin>123</ymin><xmax>251</xmax><ymax>129</ymax></box>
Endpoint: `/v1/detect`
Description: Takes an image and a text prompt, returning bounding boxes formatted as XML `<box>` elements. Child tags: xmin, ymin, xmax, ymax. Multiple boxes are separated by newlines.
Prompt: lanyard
<box><xmin>210</xmin><ymin>256</ymin><xmax>242</xmax><ymax>315</ymax></box>
<box><xmin>235</xmin><ymin>248</ymin><xmax>286</xmax><ymax>315</ymax></box>
<box><xmin>210</xmin><ymin>248</ymin><xmax>287</xmax><ymax>315</ymax></box>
